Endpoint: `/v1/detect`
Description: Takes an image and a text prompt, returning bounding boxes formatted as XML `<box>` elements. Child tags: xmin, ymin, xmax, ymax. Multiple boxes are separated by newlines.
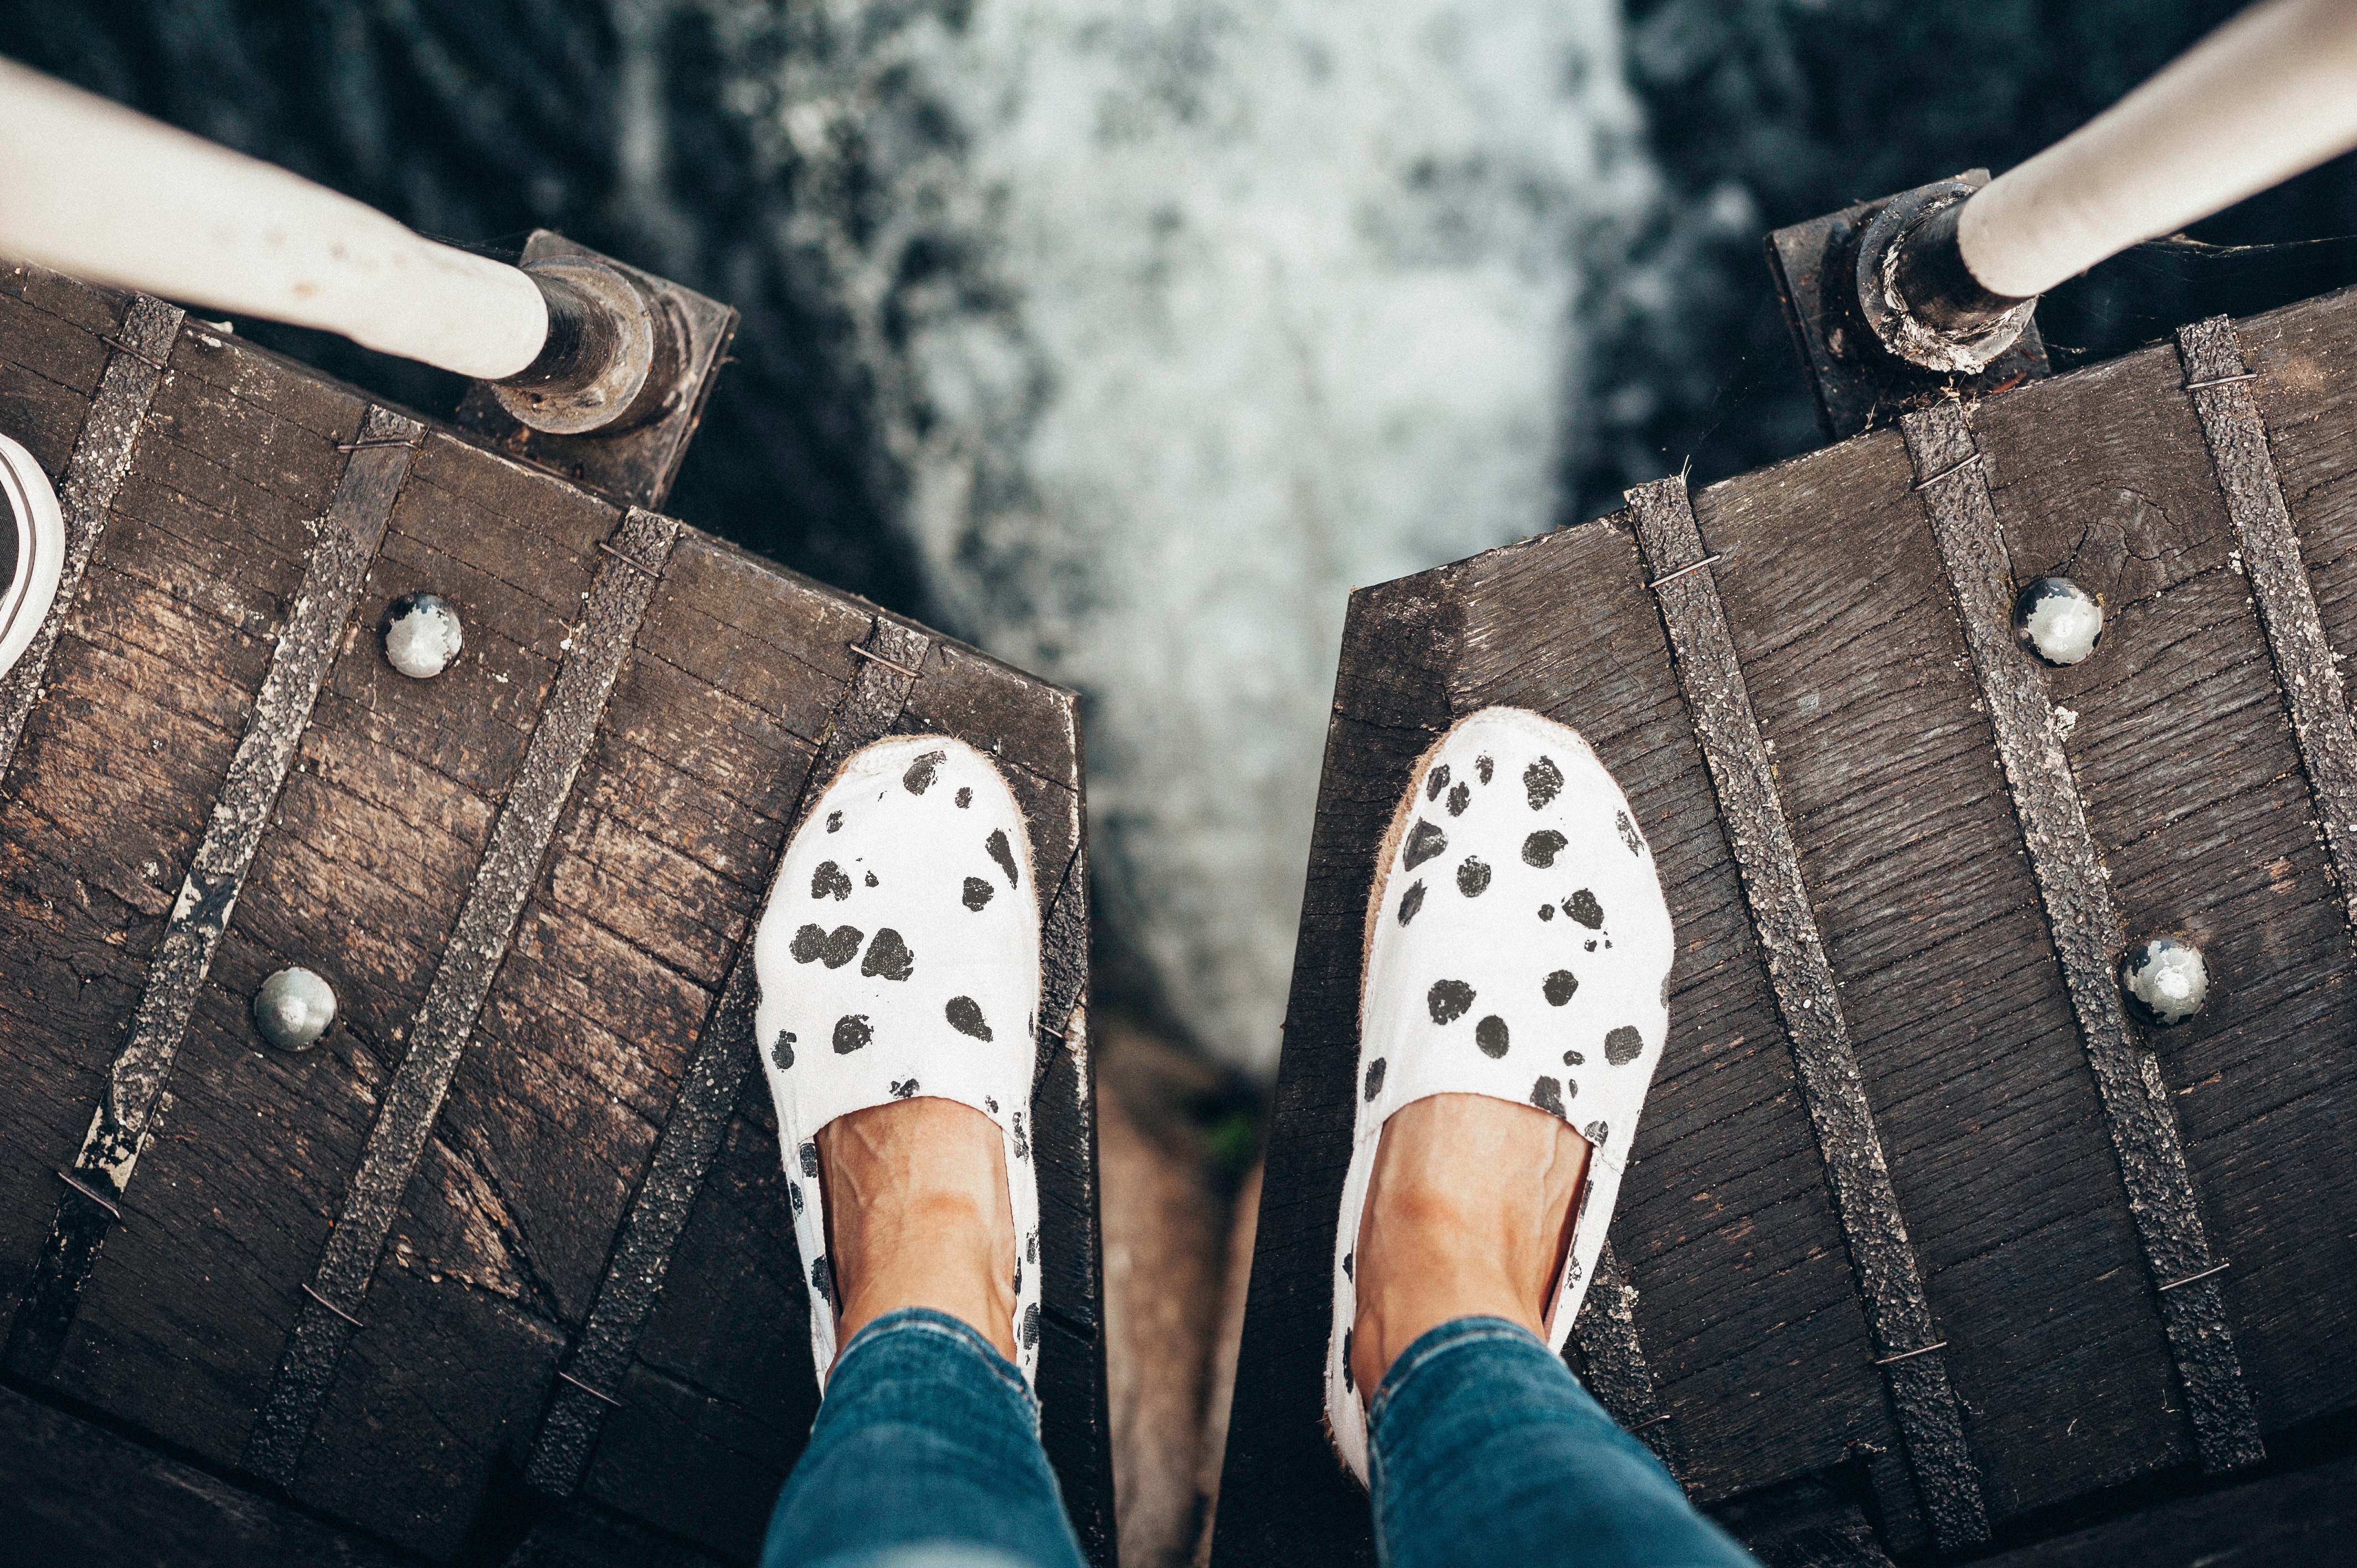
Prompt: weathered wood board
<box><xmin>0</xmin><ymin>260</ymin><xmax>1110</xmax><ymax>1565</ymax></box>
<box><xmin>1213</xmin><ymin>285</ymin><xmax>2357</xmax><ymax>1564</ymax></box>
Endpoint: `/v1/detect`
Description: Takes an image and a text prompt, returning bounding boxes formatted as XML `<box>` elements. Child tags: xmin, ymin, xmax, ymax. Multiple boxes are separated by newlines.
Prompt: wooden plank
<box><xmin>1974</xmin><ymin>324</ymin><xmax>2357</xmax><ymax>1446</ymax></box>
<box><xmin>1700</xmin><ymin>430</ymin><xmax>2191</xmax><ymax>1518</ymax></box>
<box><xmin>1909</xmin><ymin>369</ymin><xmax>2266</xmax><ymax>1474</ymax></box>
<box><xmin>1213</xmin><ymin>529</ymin><xmax>1910</xmax><ymax>1565</ymax></box>
<box><xmin>4</xmin><ymin>406</ymin><xmax>416</xmax><ymax>1384</ymax></box>
<box><xmin>34</xmin><ymin>430</ymin><xmax>608</xmax><ymax>1474</ymax></box>
<box><xmin>1630</xmin><ymin>474</ymin><xmax>1987</xmax><ymax>1551</ymax></box>
<box><xmin>247</xmin><ymin>509</ymin><xmax>678</xmax><ymax>1485</ymax></box>
<box><xmin>0</xmin><ymin>291</ymin><xmax>179</xmax><ymax>778</ymax></box>
<box><xmin>0</xmin><ymin>336</ymin><xmax>348</xmax><ymax>1348</ymax></box>
<box><xmin>0</xmin><ymin>285</ymin><xmax>115</xmax><ymax>480</ymax></box>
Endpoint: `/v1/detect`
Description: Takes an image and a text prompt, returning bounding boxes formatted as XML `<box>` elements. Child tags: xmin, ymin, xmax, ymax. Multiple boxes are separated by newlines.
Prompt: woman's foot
<box><xmin>820</xmin><ymin>1097</ymin><xmax>1019</xmax><ymax>1361</ymax></box>
<box><xmin>1326</xmin><ymin>707</ymin><xmax>1674</xmax><ymax>1480</ymax></box>
<box><xmin>1347</xmin><ymin>1093</ymin><xmax>1587</xmax><ymax>1398</ymax></box>
<box><xmin>752</xmin><ymin>735</ymin><xmax>1046</xmax><ymax>1386</ymax></box>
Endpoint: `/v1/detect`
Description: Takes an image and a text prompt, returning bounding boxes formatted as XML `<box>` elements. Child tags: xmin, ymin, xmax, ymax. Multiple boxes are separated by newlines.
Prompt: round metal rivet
<box><xmin>2121</xmin><ymin>937</ymin><xmax>2206</xmax><ymax>1028</ymax></box>
<box><xmin>384</xmin><ymin>593</ymin><xmax>463</xmax><ymax>679</ymax></box>
<box><xmin>254</xmin><ymin>966</ymin><xmax>337</xmax><ymax>1050</ymax></box>
<box><xmin>2013</xmin><ymin>576</ymin><xmax>2103</xmax><ymax>666</ymax></box>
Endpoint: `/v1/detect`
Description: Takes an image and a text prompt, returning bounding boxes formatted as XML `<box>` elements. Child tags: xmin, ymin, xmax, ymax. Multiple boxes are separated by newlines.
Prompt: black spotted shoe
<box><xmin>753</xmin><ymin>736</ymin><xmax>1044</xmax><ymax>1389</ymax></box>
<box><xmin>1326</xmin><ymin>707</ymin><xmax>1674</xmax><ymax>1480</ymax></box>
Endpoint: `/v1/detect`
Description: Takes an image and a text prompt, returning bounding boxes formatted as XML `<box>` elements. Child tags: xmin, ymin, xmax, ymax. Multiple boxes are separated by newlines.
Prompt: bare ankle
<box><xmin>818</xmin><ymin>1099</ymin><xmax>1019</xmax><ymax>1360</ymax></box>
<box><xmin>1350</xmin><ymin>1094</ymin><xmax>1588</xmax><ymax>1396</ymax></box>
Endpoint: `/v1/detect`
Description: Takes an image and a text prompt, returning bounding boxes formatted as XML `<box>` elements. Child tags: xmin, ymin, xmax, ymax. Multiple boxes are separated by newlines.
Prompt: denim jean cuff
<box><xmin>835</xmin><ymin>1306</ymin><xmax>1035</xmax><ymax>1407</ymax></box>
<box><xmin>1366</xmin><ymin>1316</ymin><xmax>1547</xmax><ymax>1432</ymax></box>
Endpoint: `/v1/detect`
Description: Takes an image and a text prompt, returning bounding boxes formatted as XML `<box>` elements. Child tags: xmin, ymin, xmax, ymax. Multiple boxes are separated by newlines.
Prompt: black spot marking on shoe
<box><xmin>1398</xmin><ymin>879</ymin><xmax>1427</xmax><ymax>925</ymax></box>
<box><xmin>1013</xmin><ymin>1261</ymin><xmax>1023</xmax><ymax>1294</ymax></box>
<box><xmin>1538</xmin><ymin>904</ymin><xmax>1555</xmax><ymax>921</ymax></box>
<box><xmin>1522</xmin><ymin>829</ymin><xmax>1567</xmax><ymax>868</ymax></box>
<box><xmin>862</xmin><ymin>927</ymin><xmax>915</xmax><ymax>981</ymax></box>
<box><xmin>1425</xmin><ymin>763</ymin><xmax>1450</xmax><ymax>802</ymax></box>
<box><xmin>826</xmin><ymin>810</ymin><xmax>843</xmax><ymax>833</ymax></box>
<box><xmin>1475</xmin><ymin>1015</ymin><xmax>1510</xmax><ymax>1058</ymax></box>
<box><xmin>1027</xmin><ymin>1231</ymin><xmax>1038</xmax><ymax>1264</ymax></box>
<box><xmin>772</xmin><ymin>1029</ymin><xmax>797</xmax><ymax>1070</ymax></box>
<box><xmin>792</xmin><ymin>922</ymin><xmax>866</xmax><ymax>968</ymax></box>
<box><xmin>1364</xmin><ymin>1058</ymin><xmax>1387</xmax><ymax>1101</ymax></box>
<box><xmin>891</xmin><ymin>1077</ymin><xmax>918</xmax><ymax>1098</ymax></box>
<box><xmin>1525</xmin><ymin>755</ymin><xmax>1563</xmax><ymax>809</ymax></box>
<box><xmin>946</xmin><ymin>996</ymin><xmax>994</xmax><ymax>1041</ymax></box>
<box><xmin>788</xmin><ymin>1179</ymin><xmax>804</xmax><ymax>1214</ymax></box>
<box><xmin>811</xmin><ymin>1255</ymin><xmax>835</xmax><ymax>1307</ymax></box>
<box><xmin>1013</xmin><ymin>1111</ymin><xmax>1030</xmax><ymax>1161</ymax></box>
<box><xmin>986</xmin><ymin>1096</ymin><xmax>1000</xmax><ymax>1115</ymax></box>
<box><xmin>1585</xmin><ymin>940</ymin><xmax>1598</xmax><ymax>952</ymax></box>
<box><xmin>1342</xmin><ymin>1251</ymin><xmax>1354</xmax><ymax>1280</ymax></box>
<box><xmin>1543</xmin><ymin>969</ymin><xmax>1579</xmax><ymax>1007</ymax></box>
<box><xmin>1604</xmin><ymin>1025</ymin><xmax>1644</xmax><ymax>1065</ymax></box>
<box><xmin>864</xmin><ymin>870</ymin><xmax>878</xmax><ymax>888</ymax></box>
<box><xmin>956</xmin><ymin>786</ymin><xmax>973</xmax><ymax>808</ymax></box>
<box><xmin>985</xmin><ymin>828</ymin><xmax>1020</xmax><ymax>888</ymax></box>
<box><xmin>1530</xmin><ymin>1076</ymin><xmax>1566</xmax><ymax>1117</ymax></box>
<box><xmin>903</xmin><ymin>749</ymin><xmax>949</xmax><ymax>794</ymax></box>
<box><xmin>811</xmin><ymin>860</ymin><xmax>853</xmax><ymax>901</ymax></box>
<box><xmin>1566</xmin><ymin>889</ymin><xmax>1604</xmax><ymax>928</ymax></box>
<box><xmin>1446</xmin><ymin>780</ymin><xmax>1471</xmax><ymax>817</ymax></box>
<box><xmin>800</xmin><ymin>1141</ymin><xmax>820</xmax><ymax>1178</ymax></box>
<box><xmin>1562</xmin><ymin>1050</ymin><xmax>1584</xmax><ymax>1066</ymax></box>
<box><xmin>964</xmin><ymin>876</ymin><xmax>996</xmax><ymax>910</ymax></box>
<box><xmin>1342</xmin><ymin>1328</ymin><xmax>1354</xmax><ymax>1392</ymax></box>
<box><xmin>1616</xmin><ymin>810</ymin><xmax>1643</xmax><ymax>856</ymax></box>
<box><xmin>1023</xmin><ymin>1303</ymin><xmax>1041</xmax><ymax>1349</ymax></box>
<box><xmin>833</xmin><ymin>1014</ymin><xmax>873</xmax><ymax>1054</ymax></box>
<box><xmin>1428</xmin><ymin>979</ymin><xmax>1475</xmax><ymax>1025</ymax></box>
<box><xmin>1403</xmin><ymin>818</ymin><xmax>1447</xmax><ymax>871</ymax></box>
<box><xmin>1583</xmin><ymin>1120</ymin><xmax>1610</xmax><ymax>1149</ymax></box>
<box><xmin>1457</xmin><ymin>856</ymin><xmax>1491</xmax><ymax>897</ymax></box>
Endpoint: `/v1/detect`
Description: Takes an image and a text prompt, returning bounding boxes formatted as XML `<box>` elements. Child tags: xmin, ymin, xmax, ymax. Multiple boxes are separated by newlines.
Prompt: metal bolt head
<box><xmin>2013</xmin><ymin>576</ymin><xmax>2103</xmax><ymax>666</ymax></box>
<box><xmin>2121</xmin><ymin>937</ymin><xmax>2207</xmax><ymax>1028</ymax></box>
<box><xmin>254</xmin><ymin>967</ymin><xmax>336</xmax><ymax>1050</ymax></box>
<box><xmin>385</xmin><ymin>594</ymin><xmax>463</xmax><ymax>679</ymax></box>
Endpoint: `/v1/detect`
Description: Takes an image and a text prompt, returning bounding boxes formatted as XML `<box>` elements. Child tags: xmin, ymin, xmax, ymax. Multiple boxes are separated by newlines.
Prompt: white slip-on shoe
<box><xmin>1325</xmin><ymin>707</ymin><xmax>1675</xmax><ymax>1482</ymax></box>
<box><xmin>752</xmin><ymin>735</ymin><xmax>1046</xmax><ymax>1390</ymax></box>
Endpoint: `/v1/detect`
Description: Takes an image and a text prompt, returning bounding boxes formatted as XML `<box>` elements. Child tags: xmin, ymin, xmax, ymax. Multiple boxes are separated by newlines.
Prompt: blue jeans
<box><xmin>765</xmin><ymin>1310</ymin><xmax>1757</xmax><ymax>1568</ymax></box>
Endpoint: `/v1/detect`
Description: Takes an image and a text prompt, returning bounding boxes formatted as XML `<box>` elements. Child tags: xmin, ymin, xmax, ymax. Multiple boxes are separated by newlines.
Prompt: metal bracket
<box><xmin>456</xmin><ymin>230</ymin><xmax>739</xmax><ymax>512</ymax></box>
<box><xmin>1766</xmin><ymin>171</ymin><xmax>2050</xmax><ymax>443</ymax></box>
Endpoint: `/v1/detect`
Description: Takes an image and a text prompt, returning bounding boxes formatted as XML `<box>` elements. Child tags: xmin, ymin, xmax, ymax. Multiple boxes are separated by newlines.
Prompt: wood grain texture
<box><xmin>1214</xmin><ymin>523</ymin><xmax>1907</xmax><ymax>1566</ymax></box>
<box><xmin>2001</xmin><ymin>311</ymin><xmax>2357</xmax><ymax>1447</ymax></box>
<box><xmin>1911</xmin><ymin>378</ymin><xmax>2265</xmax><ymax>1475</ymax></box>
<box><xmin>1630</xmin><ymin>474</ymin><xmax>1987</xmax><ymax>1551</ymax></box>
<box><xmin>1698</xmin><ymin>431</ymin><xmax>2190</xmax><ymax>1519</ymax></box>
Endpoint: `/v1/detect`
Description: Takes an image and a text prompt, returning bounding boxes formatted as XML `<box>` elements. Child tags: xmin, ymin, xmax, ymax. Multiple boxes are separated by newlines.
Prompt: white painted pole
<box><xmin>1959</xmin><ymin>0</ymin><xmax>2357</xmax><ymax>301</ymax></box>
<box><xmin>0</xmin><ymin>57</ymin><xmax>547</xmax><ymax>380</ymax></box>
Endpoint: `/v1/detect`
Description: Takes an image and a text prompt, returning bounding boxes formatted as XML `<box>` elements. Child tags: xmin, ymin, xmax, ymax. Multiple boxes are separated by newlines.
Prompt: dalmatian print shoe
<box><xmin>1325</xmin><ymin>706</ymin><xmax>1674</xmax><ymax>1482</ymax></box>
<box><xmin>753</xmin><ymin>735</ymin><xmax>1045</xmax><ymax>1391</ymax></box>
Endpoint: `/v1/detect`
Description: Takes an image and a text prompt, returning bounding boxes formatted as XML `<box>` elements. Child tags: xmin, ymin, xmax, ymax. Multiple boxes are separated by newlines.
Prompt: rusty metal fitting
<box><xmin>1857</xmin><ymin>182</ymin><xmax>2039</xmax><ymax>375</ymax></box>
<box><xmin>492</xmin><ymin>256</ymin><xmax>689</xmax><ymax>436</ymax></box>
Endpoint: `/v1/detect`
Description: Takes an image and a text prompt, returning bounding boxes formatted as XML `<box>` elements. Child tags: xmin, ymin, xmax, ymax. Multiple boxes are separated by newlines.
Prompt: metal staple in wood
<box><xmin>2176</xmin><ymin>316</ymin><xmax>2357</xmax><ymax>940</ymax></box>
<box><xmin>523</xmin><ymin>613</ymin><xmax>934</xmax><ymax>1497</ymax></box>
<box><xmin>0</xmin><ymin>293</ymin><xmax>182</xmax><ymax>781</ymax></box>
<box><xmin>1901</xmin><ymin>399</ymin><xmax>2266</xmax><ymax>1476</ymax></box>
<box><xmin>1567</xmin><ymin>1238</ymin><xmax>1679</xmax><ymax>1471</ymax></box>
<box><xmin>1626</xmin><ymin>475</ymin><xmax>1990</xmax><ymax>1551</ymax></box>
<box><xmin>2</xmin><ymin>404</ymin><xmax>419</xmax><ymax>1381</ymax></box>
<box><xmin>243</xmin><ymin>506</ymin><xmax>682</xmax><ymax>1486</ymax></box>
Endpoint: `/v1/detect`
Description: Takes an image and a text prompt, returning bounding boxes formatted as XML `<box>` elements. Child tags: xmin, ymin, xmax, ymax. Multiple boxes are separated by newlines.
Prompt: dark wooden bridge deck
<box><xmin>0</xmin><ymin>262</ymin><xmax>1108</xmax><ymax>1565</ymax></box>
<box><xmin>1212</xmin><ymin>286</ymin><xmax>2357</xmax><ymax>1564</ymax></box>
